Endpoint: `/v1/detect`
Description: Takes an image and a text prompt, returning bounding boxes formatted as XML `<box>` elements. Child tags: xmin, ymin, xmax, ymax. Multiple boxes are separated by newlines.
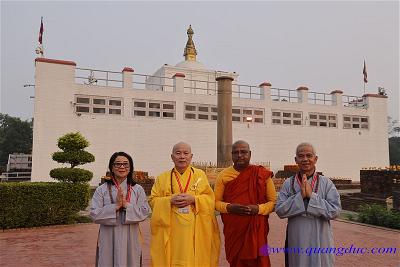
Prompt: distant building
<box><xmin>1</xmin><ymin>153</ymin><xmax>32</xmax><ymax>182</ymax></box>
<box><xmin>31</xmin><ymin>26</ymin><xmax>389</xmax><ymax>185</ymax></box>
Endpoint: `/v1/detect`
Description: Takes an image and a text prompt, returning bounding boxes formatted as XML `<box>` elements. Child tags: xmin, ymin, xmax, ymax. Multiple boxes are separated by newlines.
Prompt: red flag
<box><xmin>363</xmin><ymin>60</ymin><xmax>368</xmax><ymax>83</ymax></box>
<box><xmin>38</xmin><ymin>17</ymin><xmax>43</xmax><ymax>44</ymax></box>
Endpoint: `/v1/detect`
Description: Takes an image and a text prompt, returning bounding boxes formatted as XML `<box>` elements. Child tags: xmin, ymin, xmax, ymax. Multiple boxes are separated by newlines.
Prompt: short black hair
<box><xmin>107</xmin><ymin>151</ymin><xmax>136</xmax><ymax>186</ymax></box>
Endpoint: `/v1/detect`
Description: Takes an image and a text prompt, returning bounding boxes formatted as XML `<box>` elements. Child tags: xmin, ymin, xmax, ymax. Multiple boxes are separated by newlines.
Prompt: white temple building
<box><xmin>31</xmin><ymin>26</ymin><xmax>389</xmax><ymax>185</ymax></box>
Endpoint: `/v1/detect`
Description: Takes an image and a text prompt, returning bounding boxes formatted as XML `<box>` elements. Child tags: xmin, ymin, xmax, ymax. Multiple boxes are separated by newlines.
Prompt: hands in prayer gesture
<box><xmin>301</xmin><ymin>174</ymin><xmax>313</xmax><ymax>199</ymax></box>
<box><xmin>171</xmin><ymin>193</ymin><xmax>195</xmax><ymax>208</ymax></box>
<box><xmin>116</xmin><ymin>187</ymin><xmax>127</xmax><ymax>210</ymax></box>
<box><xmin>227</xmin><ymin>203</ymin><xmax>259</xmax><ymax>215</ymax></box>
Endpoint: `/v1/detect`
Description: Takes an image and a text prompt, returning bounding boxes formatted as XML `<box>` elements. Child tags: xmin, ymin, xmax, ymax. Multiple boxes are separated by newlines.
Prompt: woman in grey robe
<box><xmin>90</xmin><ymin>151</ymin><xmax>151</xmax><ymax>267</ymax></box>
<box><xmin>276</xmin><ymin>143</ymin><xmax>341</xmax><ymax>267</ymax></box>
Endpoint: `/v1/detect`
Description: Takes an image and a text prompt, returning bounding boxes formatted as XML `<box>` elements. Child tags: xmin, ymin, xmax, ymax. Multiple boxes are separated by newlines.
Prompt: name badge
<box><xmin>178</xmin><ymin>206</ymin><xmax>190</xmax><ymax>214</ymax></box>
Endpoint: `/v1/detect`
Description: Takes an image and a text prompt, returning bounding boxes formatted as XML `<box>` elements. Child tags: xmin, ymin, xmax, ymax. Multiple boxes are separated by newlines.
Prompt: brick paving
<box><xmin>1</xmin><ymin>213</ymin><xmax>399</xmax><ymax>267</ymax></box>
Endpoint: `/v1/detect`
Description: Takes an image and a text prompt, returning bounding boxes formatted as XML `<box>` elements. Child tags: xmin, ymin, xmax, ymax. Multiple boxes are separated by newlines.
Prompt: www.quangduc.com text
<box><xmin>260</xmin><ymin>244</ymin><xmax>398</xmax><ymax>256</ymax></box>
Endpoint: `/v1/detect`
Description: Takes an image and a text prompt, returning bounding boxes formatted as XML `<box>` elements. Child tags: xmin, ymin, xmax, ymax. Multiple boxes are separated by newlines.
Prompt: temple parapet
<box><xmin>36</xmin><ymin>57</ymin><xmax>379</xmax><ymax>110</ymax></box>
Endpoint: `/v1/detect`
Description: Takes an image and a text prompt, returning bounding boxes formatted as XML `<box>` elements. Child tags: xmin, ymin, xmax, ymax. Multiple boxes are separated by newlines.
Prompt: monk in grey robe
<box><xmin>91</xmin><ymin>152</ymin><xmax>151</xmax><ymax>267</ymax></box>
<box><xmin>276</xmin><ymin>143</ymin><xmax>341</xmax><ymax>267</ymax></box>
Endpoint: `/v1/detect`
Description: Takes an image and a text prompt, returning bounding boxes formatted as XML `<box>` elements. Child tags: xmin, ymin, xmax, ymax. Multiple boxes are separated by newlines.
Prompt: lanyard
<box><xmin>112</xmin><ymin>177</ymin><xmax>132</xmax><ymax>202</ymax></box>
<box><xmin>295</xmin><ymin>172</ymin><xmax>319</xmax><ymax>193</ymax></box>
<box><xmin>174</xmin><ymin>171</ymin><xmax>192</xmax><ymax>193</ymax></box>
<box><xmin>170</xmin><ymin>167</ymin><xmax>194</xmax><ymax>194</ymax></box>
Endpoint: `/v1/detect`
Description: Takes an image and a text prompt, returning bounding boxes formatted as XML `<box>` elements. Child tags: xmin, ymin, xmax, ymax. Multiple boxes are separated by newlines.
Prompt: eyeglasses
<box><xmin>113</xmin><ymin>162</ymin><xmax>130</xmax><ymax>168</ymax></box>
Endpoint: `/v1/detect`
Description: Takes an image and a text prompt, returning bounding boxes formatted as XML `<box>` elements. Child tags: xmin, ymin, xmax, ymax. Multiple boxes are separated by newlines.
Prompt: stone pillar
<box><xmin>122</xmin><ymin>67</ymin><xmax>134</xmax><ymax>89</ymax></box>
<box><xmin>173</xmin><ymin>73</ymin><xmax>185</xmax><ymax>93</ymax></box>
<box><xmin>296</xmin><ymin>86</ymin><xmax>309</xmax><ymax>103</ymax></box>
<box><xmin>330</xmin><ymin>90</ymin><xmax>343</xmax><ymax>106</ymax></box>
<box><xmin>216</xmin><ymin>76</ymin><xmax>233</xmax><ymax>168</ymax></box>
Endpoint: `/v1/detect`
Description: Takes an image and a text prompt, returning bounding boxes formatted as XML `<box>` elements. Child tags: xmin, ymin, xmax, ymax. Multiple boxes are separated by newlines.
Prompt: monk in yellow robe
<box><xmin>215</xmin><ymin>140</ymin><xmax>276</xmax><ymax>267</ymax></box>
<box><xmin>149</xmin><ymin>142</ymin><xmax>220</xmax><ymax>267</ymax></box>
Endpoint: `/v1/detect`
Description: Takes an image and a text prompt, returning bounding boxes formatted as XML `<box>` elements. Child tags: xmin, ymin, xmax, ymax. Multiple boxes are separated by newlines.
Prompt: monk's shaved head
<box><xmin>171</xmin><ymin>142</ymin><xmax>193</xmax><ymax>173</ymax></box>
<box><xmin>231</xmin><ymin>140</ymin><xmax>251</xmax><ymax>171</ymax></box>
<box><xmin>172</xmin><ymin>142</ymin><xmax>192</xmax><ymax>154</ymax></box>
<box><xmin>232</xmin><ymin>140</ymin><xmax>250</xmax><ymax>151</ymax></box>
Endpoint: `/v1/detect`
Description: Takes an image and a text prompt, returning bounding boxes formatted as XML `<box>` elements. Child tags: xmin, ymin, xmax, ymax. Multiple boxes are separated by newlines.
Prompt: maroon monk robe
<box><xmin>221</xmin><ymin>165</ymin><xmax>272</xmax><ymax>267</ymax></box>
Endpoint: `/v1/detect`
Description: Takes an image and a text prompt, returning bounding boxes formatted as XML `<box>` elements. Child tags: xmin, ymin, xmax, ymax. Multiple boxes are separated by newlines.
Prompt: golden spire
<box><xmin>184</xmin><ymin>25</ymin><xmax>197</xmax><ymax>61</ymax></box>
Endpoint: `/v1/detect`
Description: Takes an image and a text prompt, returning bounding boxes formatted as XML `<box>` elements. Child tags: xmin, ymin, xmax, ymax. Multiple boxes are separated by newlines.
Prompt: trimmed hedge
<box><xmin>50</xmin><ymin>167</ymin><xmax>93</xmax><ymax>183</ymax></box>
<box><xmin>0</xmin><ymin>182</ymin><xmax>90</xmax><ymax>229</ymax></box>
<box><xmin>357</xmin><ymin>204</ymin><xmax>400</xmax><ymax>229</ymax></box>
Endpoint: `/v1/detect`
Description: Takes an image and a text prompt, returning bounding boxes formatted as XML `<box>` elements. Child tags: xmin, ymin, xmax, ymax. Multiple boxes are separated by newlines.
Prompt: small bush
<box><xmin>345</xmin><ymin>214</ymin><xmax>354</xmax><ymax>221</ymax></box>
<box><xmin>357</xmin><ymin>204</ymin><xmax>400</xmax><ymax>229</ymax></box>
<box><xmin>50</xmin><ymin>132</ymin><xmax>95</xmax><ymax>183</ymax></box>
<box><xmin>0</xmin><ymin>182</ymin><xmax>90</xmax><ymax>229</ymax></box>
<box><xmin>50</xmin><ymin>167</ymin><xmax>93</xmax><ymax>183</ymax></box>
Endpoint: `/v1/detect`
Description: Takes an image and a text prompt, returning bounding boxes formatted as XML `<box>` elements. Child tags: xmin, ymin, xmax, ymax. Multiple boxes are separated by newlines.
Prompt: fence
<box><xmin>342</xmin><ymin>95</ymin><xmax>366</xmax><ymax>109</ymax></box>
<box><xmin>75</xmin><ymin>68</ymin><xmax>123</xmax><ymax>87</ymax></box>
<box><xmin>308</xmin><ymin>91</ymin><xmax>333</xmax><ymax>105</ymax></box>
<box><xmin>271</xmin><ymin>87</ymin><xmax>299</xmax><ymax>102</ymax></box>
<box><xmin>74</xmin><ymin>67</ymin><xmax>367</xmax><ymax>109</ymax></box>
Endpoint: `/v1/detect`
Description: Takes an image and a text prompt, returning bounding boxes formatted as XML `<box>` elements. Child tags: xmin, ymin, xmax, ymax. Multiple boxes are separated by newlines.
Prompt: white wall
<box><xmin>31</xmin><ymin>59</ymin><xmax>390</xmax><ymax>185</ymax></box>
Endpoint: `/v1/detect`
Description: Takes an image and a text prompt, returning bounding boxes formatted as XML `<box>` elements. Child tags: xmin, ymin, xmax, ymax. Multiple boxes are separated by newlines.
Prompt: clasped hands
<box><xmin>115</xmin><ymin>187</ymin><xmax>127</xmax><ymax>210</ymax></box>
<box><xmin>171</xmin><ymin>193</ymin><xmax>195</xmax><ymax>208</ymax></box>
<box><xmin>227</xmin><ymin>203</ymin><xmax>259</xmax><ymax>215</ymax></box>
<box><xmin>301</xmin><ymin>173</ymin><xmax>313</xmax><ymax>199</ymax></box>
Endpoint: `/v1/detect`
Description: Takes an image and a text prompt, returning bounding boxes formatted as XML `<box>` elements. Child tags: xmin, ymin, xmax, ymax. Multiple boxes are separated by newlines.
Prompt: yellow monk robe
<box><xmin>215</xmin><ymin>166</ymin><xmax>276</xmax><ymax>215</ymax></box>
<box><xmin>149</xmin><ymin>166</ymin><xmax>220</xmax><ymax>267</ymax></box>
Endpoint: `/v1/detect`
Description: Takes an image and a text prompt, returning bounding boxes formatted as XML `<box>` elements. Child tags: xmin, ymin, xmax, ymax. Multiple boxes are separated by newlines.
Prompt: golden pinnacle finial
<box><xmin>184</xmin><ymin>25</ymin><xmax>197</xmax><ymax>61</ymax></box>
<box><xmin>187</xmin><ymin>25</ymin><xmax>194</xmax><ymax>35</ymax></box>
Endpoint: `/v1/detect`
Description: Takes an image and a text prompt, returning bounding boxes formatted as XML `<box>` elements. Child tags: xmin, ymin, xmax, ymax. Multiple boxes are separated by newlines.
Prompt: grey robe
<box><xmin>90</xmin><ymin>181</ymin><xmax>151</xmax><ymax>267</ymax></box>
<box><xmin>275</xmin><ymin>175</ymin><xmax>341</xmax><ymax>267</ymax></box>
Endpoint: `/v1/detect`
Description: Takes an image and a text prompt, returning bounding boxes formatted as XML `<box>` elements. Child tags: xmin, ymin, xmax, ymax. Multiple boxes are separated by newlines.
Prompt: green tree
<box><xmin>389</xmin><ymin>137</ymin><xmax>400</xmax><ymax>165</ymax></box>
<box><xmin>388</xmin><ymin>116</ymin><xmax>400</xmax><ymax>137</ymax></box>
<box><xmin>0</xmin><ymin>113</ymin><xmax>33</xmax><ymax>167</ymax></box>
<box><xmin>388</xmin><ymin>117</ymin><xmax>400</xmax><ymax>165</ymax></box>
<box><xmin>50</xmin><ymin>132</ymin><xmax>95</xmax><ymax>183</ymax></box>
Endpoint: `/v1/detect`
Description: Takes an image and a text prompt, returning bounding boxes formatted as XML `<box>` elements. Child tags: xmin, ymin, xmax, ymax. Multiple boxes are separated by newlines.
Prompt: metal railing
<box><xmin>183</xmin><ymin>79</ymin><xmax>263</xmax><ymax>100</ymax></box>
<box><xmin>270</xmin><ymin>87</ymin><xmax>299</xmax><ymax>102</ymax></box>
<box><xmin>133</xmin><ymin>73</ymin><xmax>174</xmax><ymax>92</ymax></box>
<box><xmin>74</xmin><ymin>67</ymin><xmax>368</xmax><ymax>109</ymax></box>
<box><xmin>183</xmin><ymin>79</ymin><xmax>217</xmax><ymax>95</ymax></box>
<box><xmin>75</xmin><ymin>68</ymin><xmax>123</xmax><ymax>87</ymax></box>
<box><xmin>1</xmin><ymin>172</ymin><xmax>31</xmax><ymax>182</ymax></box>
<box><xmin>232</xmin><ymin>84</ymin><xmax>263</xmax><ymax>99</ymax></box>
<box><xmin>342</xmin><ymin>95</ymin><xmax>366</xmax><ymax>109</ymax></box>
<box><xmin>308</xmin><ymin>91</ymin><xmax>333</xmax><ymax>105</ymax></box>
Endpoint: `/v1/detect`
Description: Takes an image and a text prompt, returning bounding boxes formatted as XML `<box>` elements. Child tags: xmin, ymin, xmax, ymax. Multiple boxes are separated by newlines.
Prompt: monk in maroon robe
<box><xmin>215</xmin><ymin>140</ymin><xmax>277</xmax><ymax>267</ymax></box>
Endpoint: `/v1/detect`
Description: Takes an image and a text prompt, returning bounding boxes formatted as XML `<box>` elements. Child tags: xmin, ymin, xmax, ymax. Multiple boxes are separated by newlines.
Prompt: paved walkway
<box><xmin>1</xmin><ymin>213</ymin><xmax>399</xmax><ymax>267</ymax></box>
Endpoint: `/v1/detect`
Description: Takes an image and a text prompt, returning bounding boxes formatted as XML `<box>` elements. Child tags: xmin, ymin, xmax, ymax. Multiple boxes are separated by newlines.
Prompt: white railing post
<box><xmin>259</xmin><ymin>82</ymin><xmax>271</xmax><ymax>101</ymax></box>
<box><xmin>122</xmin><ymin>67</ymin><xmax>134</xmax><ymax>89</ymax></box>
<box><xmin>330</xmin><ymin>90</ymin><xmax>343</xmax><ymax>106</ymax></box>
<box><xmin>297</xmin><ymin>86</ymin><xmax>309</xmax><ymax>103</ymax></box>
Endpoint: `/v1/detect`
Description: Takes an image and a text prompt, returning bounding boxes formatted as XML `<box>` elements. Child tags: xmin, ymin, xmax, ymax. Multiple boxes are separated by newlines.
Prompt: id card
<box><xmin>178</xmin><ymin>206</ymin><xmax>190</xmax><ymax>214</ymax></box>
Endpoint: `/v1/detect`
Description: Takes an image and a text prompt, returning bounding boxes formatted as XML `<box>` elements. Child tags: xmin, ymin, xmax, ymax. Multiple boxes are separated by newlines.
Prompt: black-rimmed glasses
<box><xmin>113</xmin><ymin>162</ymin><xmax>130</xmax><ymax>168</ymax></box>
